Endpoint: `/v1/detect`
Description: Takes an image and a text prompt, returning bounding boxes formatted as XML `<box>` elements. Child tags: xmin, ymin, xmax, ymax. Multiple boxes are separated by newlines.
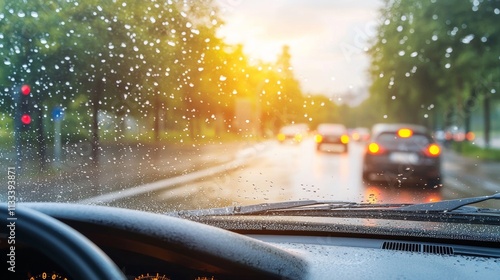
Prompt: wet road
<box><xmin>9</xmin><ymin>137</ymin><xmax>495</xmax><ymax>211</ymax></box>
<box><xmin>105</xmin><ymin>138</ymin><xmax>495</xmax><ymax>213</ymax></box>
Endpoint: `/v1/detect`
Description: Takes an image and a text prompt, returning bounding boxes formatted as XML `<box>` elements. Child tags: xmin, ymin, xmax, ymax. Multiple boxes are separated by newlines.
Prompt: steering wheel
<box><xmin>0</xmin><ymin>204</ymin><xmax>126</xmax><ymax>280</ymax></box>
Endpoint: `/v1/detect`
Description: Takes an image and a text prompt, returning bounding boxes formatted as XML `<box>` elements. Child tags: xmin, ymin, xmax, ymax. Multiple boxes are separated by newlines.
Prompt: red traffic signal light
<box><xmin>18</xmin><ymin>84</ymin><xmax>32</xmax><ymax>127</ymax></box>
<box><xmin>21</xmin><ymin>84</ymin><xmax>31</xmax><ymax>95</ymax></box>
<box><xmin>21</xmin><ymin>114</ymin><xmax>31</xmax><ymax>125</ymax></box>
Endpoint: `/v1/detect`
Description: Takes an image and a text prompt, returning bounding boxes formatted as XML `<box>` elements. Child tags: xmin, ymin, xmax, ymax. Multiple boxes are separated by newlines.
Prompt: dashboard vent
<box><xmin>382</xmin><ymin>242</ymin><xmax>454</xmax><ymax>255</ymax></box>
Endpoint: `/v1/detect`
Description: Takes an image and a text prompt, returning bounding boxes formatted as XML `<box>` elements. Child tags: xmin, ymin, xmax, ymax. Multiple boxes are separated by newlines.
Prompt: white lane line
<box><xmin>77</xmin><ymin>157</ymin><xmax>247</xmax><ymax>204</ymax></box>
<box><xmin>76</xmin><ymin>143</ymin><xmax>271</xmax><ymax>204</ymax></box>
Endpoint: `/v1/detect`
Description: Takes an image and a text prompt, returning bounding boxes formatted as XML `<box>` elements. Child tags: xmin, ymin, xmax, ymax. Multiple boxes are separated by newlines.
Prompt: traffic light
<box><xmin>19</xmin><ymin>84</ymin><xmax>32</xmax><ymax>127</ymax></box>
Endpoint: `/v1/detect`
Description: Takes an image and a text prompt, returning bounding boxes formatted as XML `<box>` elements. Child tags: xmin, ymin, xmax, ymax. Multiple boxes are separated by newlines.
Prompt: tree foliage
<box><xmin>0</xmin><ymin>0</ymin><xmax>332</xmax><ymax>166</ymax></box>
<box><xmin>368</xmin><ymin>0</ymin><xmax>500</xmax><ymax>133</ymax></box>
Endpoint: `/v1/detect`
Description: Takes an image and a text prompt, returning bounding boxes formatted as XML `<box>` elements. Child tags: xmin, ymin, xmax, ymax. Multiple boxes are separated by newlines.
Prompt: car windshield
<box><xmin>1</xmin><ymin>0</ymin><xmax>499</xmax><ymax>216</ymax></box>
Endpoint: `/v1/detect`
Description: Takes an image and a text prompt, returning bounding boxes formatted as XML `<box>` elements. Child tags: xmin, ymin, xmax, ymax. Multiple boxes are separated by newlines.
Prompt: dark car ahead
<box><xmin>314</xmin><ymin>123</ymin><xmax>349</xmax><ymax>152</ymax></box>
<box><xmin>362</xmin><ymin>124</ymin><xmax>441</xmax><ymax>187</ymax></box>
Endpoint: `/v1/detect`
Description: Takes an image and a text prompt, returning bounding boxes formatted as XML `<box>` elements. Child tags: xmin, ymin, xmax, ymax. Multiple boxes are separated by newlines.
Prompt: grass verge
<box><xmin>452</xmin><ymin>141</ymin><xmax>500</xmax><ymax>161</ymax></box>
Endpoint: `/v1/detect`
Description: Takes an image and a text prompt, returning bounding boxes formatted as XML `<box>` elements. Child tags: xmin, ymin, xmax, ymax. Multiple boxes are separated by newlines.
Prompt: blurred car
<box><xmin>350</xmin><ymin>127</ymin><xmax>370</xmax><ymax>142</ymax></box>
<box><xmin>277</xmin><ymin>123</ymin><xmax>309</xmax><ymax>144</ymax></box>
<box><xmin>362</xmin><ymin>123</ymin><xmax>441</xmax><ymax>186</ymax></box>
<box><xmin>314</xmin><ymin>123</ymin><xmax>349</xmax><ymax>152</ymax></box>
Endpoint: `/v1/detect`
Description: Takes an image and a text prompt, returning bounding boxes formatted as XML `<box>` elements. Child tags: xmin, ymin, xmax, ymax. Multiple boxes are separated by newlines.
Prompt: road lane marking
<box><xmin>76</xmin><ymin>145</ymin><xmax>268</xmax><ymax>204</ymax></box>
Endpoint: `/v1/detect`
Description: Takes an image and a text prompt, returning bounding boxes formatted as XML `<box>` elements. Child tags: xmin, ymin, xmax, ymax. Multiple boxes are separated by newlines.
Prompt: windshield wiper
<box><xmin>169</xmin><ymin>194</ymin><xmax>500</xmax><ymax>218</ymax></box>
<box><xmin>169</xmin><ymin>200</ymin><xmax>411</xmax><ymax>217</ymax></box>
<box><xmin>171</xmin><ymin>200</ymin><xmax>329</xmax><ymax>216</ymax></box>
<box><xmin>397</xmin><ymin>193</ymin><xmax>500</xmax><ymax>212</ymax></box>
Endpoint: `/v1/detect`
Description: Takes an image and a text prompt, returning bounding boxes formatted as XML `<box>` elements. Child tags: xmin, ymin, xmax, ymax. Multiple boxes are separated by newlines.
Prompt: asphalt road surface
<box><xmin>103</xmin><ymin>138</ymin><xmax>499</xmax><ymax>213</ymax></box>
<box><xmin>7</xmin><ymin>137</ymin><xmax>497</xmax><ymax>211</ymax></box>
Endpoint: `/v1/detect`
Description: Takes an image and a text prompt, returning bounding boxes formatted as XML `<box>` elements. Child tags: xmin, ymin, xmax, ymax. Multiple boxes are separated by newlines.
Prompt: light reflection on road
<box><xmin>363</xmin><ymin>185</ymin><xmax>442</xmax><ymax>204</ymax></box>
<box><xmin>281</xmin><ymin>138</ymin><xmax>442</xmax><ymax>204</ymax></box>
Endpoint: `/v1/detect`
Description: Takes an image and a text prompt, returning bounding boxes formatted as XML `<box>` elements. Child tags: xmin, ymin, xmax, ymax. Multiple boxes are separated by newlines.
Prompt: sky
<box><xmin>216</xmin><ymin>0</ymin><xmax>383</xmax><ymax>99</ymax></box>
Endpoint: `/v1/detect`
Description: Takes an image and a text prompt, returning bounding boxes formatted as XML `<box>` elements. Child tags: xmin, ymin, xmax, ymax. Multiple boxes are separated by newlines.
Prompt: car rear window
<box><xmin>318</xmin><ymin>124</ymin><xmax>345</xmax><ymax>134</ymax></box>
<box><xmin>281</xmin><ymin>125</ymin><xmax>308</xmax><ymax>135</ymax></box>
<box><xmin>376</xmin><ymin>132</ymin><xmax>431</xmax><ymax>149</ymax></box>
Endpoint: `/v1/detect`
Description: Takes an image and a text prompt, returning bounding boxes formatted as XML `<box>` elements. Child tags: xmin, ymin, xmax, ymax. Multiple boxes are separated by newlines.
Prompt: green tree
<box><xmin>369</xmin><ymin>0</ymin><xmax>500</xmax><ymax>141</ymax></box>
<box><xmin>275</xmin><ymin>45</ymin><xmax>304</xmax><ymax>126</ymax></box>
<box><xmin>0</xmin><ymin>0</ymin><xmax>80</xmax><ymax>169</ymax></box>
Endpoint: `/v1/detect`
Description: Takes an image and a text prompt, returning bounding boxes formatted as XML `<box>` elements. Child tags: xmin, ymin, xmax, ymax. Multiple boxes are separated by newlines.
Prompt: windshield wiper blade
<box><xmin>397</xmin><ymin>193</ymin><xmax>500</xmax><ymax>212</ymax></box>
<box><xmin>170</xmin><ymin>194</ymin><xmax>500</xmax><ymax>218</ymax></box>
<box><xmin>171</xmin><ymin>200</ymin><xmax>320</xmax><ymax>216</ymax></box>
<box><xmin>225</xmin><ymin>200</ymin><xmax>321</xmax><ymax>214</ymax></box>
<box><xmin>169</xmin><ymin>200</ymin><xmax>409</xmax><ymax>217</ymax></box>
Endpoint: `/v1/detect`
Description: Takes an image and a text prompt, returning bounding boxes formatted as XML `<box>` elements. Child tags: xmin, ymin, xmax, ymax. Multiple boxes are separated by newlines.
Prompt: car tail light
<box><xmin>294</xmin><ymin>133</ymin><xmax>303</xmax><ymax>142</ymax></box>
<box><xmin>341</xmin><ymin>134</ymin><xmax>349</xmax><ymax>144</ymax></box>
<box><xmin>397</xmin><ymin>128</ymin><xmax>413</xmax><ymax>138</ymax></box>
<box><xmin>367</xmin><ymin>142</ymin><xmax>385</xmax><ymax>155</ymax></box>
<box><xmin>423</xmin><ymin>144</ymin><xmax>441</xmax><ymax>157</ymax></box>
<box><xmin>466</xmin><ymin>132</ymin><xmax>475</xmax><ymax>141</ymax></box>
<box><xmin>314</xmin><ymin>134</ymin><xmax>323</xmax><ymax>143</ymax></box>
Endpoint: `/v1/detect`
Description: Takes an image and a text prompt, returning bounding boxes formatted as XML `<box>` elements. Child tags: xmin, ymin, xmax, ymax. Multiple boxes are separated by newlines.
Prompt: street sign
<box><xmin>52</xmin><ymin>106</ymin><xmax>64</xmax><ymax>168</ymax></box>
<box><xmin>52</xmin><ymin>106</ymin><xmax>64</xmax><ymax>121</ymax></box>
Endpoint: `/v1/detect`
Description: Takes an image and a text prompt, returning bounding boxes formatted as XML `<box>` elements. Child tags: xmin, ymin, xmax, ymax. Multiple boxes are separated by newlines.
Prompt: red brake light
<box><xmin>294</xmin><ymin>133</ymin><xmax>303</xmax><ymax>142</ymax></box>
<box><xmin>340</xmin><ymin>134</ymin><xmax>349</xmax><ymax>144</ymax></box>
<box><xmin>367</xmin><ymin>142</ymin><xmax>385</xmax><ymax>155</ymax></box>
<box><xmin>424</xmin><ymin>144</ymin><xmax>441</xmax><ymax>157</ymax></box>
<box><xmin>397</xmin><ymin>128</ymin><xmax>413</xmax><ymax>138</ymax></box>
<box><xmin>368</xmin><ymin>143</ymin><xmax>379</xmax><ymax>153</ymax></box>
<box><xmin>466</xmin><ymin>132</ymin><xmax>475</xmax><ymax>141</ymax></box>
<box><xmin>314</xmin><ymin>134</ymin><xmax>323</xmax><ymax>143</ymax></box>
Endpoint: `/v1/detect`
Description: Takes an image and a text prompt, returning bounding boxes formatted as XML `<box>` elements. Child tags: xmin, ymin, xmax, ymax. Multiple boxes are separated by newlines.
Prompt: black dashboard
<box><xmin>8</xmin><ymin>244</ymin><xmax>239</xmax><ymax>279</ymax></box>
<box><xmin>2</xmin><ymin>203</ymin><xmax>500</xmax><ymax>280</ymax></box>
<box><xmin>1</xmin><ymin>203</ymin><xmax>306</xmax><ymax>280</ymax></box>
